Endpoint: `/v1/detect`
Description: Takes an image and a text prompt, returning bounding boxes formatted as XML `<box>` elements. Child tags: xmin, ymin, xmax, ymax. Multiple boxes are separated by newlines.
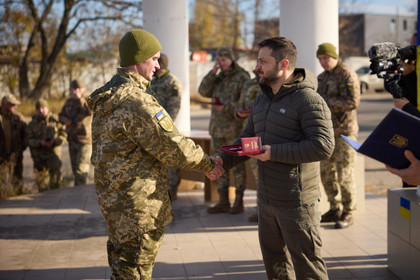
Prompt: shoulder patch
<box><xmin>155</xmin><ymin>111</ymin><xmax>174</xmax><ymax>132</ymax></box>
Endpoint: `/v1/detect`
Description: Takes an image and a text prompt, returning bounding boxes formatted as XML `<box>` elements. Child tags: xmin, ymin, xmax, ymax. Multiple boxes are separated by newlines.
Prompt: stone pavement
<box><xmin>0</xmin><ymin>184</ymin><xmax>399</xmax><ymax>280</ymax></box>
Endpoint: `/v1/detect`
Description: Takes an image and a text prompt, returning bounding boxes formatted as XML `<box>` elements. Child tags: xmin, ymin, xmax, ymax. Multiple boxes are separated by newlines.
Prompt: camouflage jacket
<box><xmin>149</xmin><ymin>70</ymin><xmax>182</xmax><ymax>119</ymax></box>
<box><xmin>0</xmin><ymin>110</ymin><xmax>27</xmax><ymax>162</ymax></box>
<box><xmin>59</xmin><ymin>96</ymin><xmax>92</xmax><ymax>144</ymax></box>
<box><xmin>237</xmin><ymin>76</ymin><xmax>260</xmax><ymax>111</ymax></box>
<box><xmin>26</xmin><ymin>112</ymin><xmax>67</xmax><ymax>159</ymax></box>
<box><xmin>317</xmin><ymin>62</ymin><xmax>360</xmax><ymax>136</ymax></box>
<box><xmin>198</xmin><ymin>62</ymin><xmax>250</xmax><ymax>138</ymax></box>
<box><xmin>87</xmin><ymin>68</ymin><xmax>214</xmax><ymax>243</ymax></box>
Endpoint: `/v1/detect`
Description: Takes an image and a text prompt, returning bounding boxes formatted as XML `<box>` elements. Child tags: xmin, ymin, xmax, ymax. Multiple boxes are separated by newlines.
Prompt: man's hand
<box><xmin>386</xmin><ymin>150</ymin><xmax>420</xmax><ymax>185</ymax></box>
<box><xmin>249</xmin><ymin>145</ymin><xmax>271</xmax><ymax>162</ymax></box>
<box><xmin>206</xmin><ymin>156</ymin><xmax>225</xmax><ymax>180</ymax></box>
<box><xmin>392</xmin><ymin>97</ymin><xmax>409</xmax><ymax>110</ymax></box>
<box><xmin>236</xmin><ymin>111</ymin><xmax>250</xmax><ymax>118</ymax></box>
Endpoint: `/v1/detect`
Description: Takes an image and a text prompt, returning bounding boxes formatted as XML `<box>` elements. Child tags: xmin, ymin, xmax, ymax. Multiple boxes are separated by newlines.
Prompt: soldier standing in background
<box><xmin>317</xmin><ymin>43</ymin><xmax>361</xmax><ymax>229</ymax></box>
<box><xmin>199</xmin><ymin>46</ymin><xmax>251</xmax><ymax>214</ymax></box>
<box><xmin>26</xmin><ymin>99</ymin><xmax>67</xmax><ymax>191</ymax></box>
<box><xmin>0</xmin><ymin>94</ymin><xmax>27</xmax><ymax>198</ymax></box>
<box><xmin>87</xmin><ymin>29</ymin><xmax>223</xmax><ymax>280</ymax></box>
<box><xmin>150</xmin><ymin>53</ymin><xmax>182</xmax><ymax>200</ymax></box>
<box><xmin>236</xmin><ymin>70</ymin><xmax>261</xmax><ymax>222</ymax></box>
<box><xmin>59</xmin><ymin>79</ymin><xmax>92</xmax><ymax>186</ymax></box>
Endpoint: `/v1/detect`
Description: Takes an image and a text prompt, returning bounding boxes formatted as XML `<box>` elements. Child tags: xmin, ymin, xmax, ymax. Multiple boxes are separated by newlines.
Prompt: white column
<box><xmin>280</xmin><ymin>0</ymin><xmax>339</xmax><ymax>76</ymax></box>
<box><xmin>143</xmin><ymin>0</ymin><xmax>191</xmax><ymax>132</ymax></box>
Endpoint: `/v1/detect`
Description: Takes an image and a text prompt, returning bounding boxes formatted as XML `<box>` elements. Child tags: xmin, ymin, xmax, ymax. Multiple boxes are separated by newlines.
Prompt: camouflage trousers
<box><xmin>68</xmin><ymin>141</ymin><xmax>92</xmax><ymax>186</ymax></box>
<box><xmin>107</xmin><ymin>228</ymin><xmax>164</xmax><ymax>280</ymax></box>
<box><xmin>33</xmin><ymin>154</ymin><xmax>62</xmax><ymax>192</ymax></box>
<box><xmin>0</xmin><ymin>156</ymin><xmax>23</xmax><ymax>199</ymax></box>
<box><xmin>212</xmin><ymin>137</ymin><xmax>246</xmax><ymax>192</ymax></box>
<box><xmin>320</xmin><ymin>135</ymin><xmax>357</xmax><ymax>213</ymax></box>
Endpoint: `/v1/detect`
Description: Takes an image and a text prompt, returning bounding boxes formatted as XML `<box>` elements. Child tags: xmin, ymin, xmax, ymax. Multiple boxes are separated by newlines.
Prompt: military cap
<box><xmin>316</xmin><ymin>43</ymin><xmax>338</xmax><ymax>59</ymax></box>
<box><xmin>70</xmin><ymin>79</ymin><xmax>85</xmax><ymax>90</ymax></box>
<box><xmin>158</xmin><ymin>53</ymin><xmax>168</xmax><ymax>70</ymax></box>
<box><xmin>217</xmin><ymin>46</ymin><xmax>235</xmax><ymax>61</ymax></box>
<box><xmin>119</xmin><ymin>29</ymin><xmax>162</xmax><ymax>67</ymax></box>
<box><xmin>36</xmin><ymin>98</ymin><xmax>49</xmax><ymax>109</ymax></box>
<box><xmin>2</xmin><ymin>94</ymin><xmax>21</xmax><ymax>105</ymax></box>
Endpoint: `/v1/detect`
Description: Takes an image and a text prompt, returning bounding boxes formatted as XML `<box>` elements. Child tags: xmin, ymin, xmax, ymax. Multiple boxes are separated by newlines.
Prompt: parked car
<box><xmin>356</xmin><ymin>66</ymin><xmax>385</xmax><ymax>94</ymax></box>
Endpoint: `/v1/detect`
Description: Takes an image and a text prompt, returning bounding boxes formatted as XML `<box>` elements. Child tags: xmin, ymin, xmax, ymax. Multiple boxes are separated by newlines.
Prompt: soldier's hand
<box><xmin>236</xmin><ymin>111</ymin><xmax>250</xmax><ymax>118</ymax></box>
<box><xmin>249</xmin><ymin>145</ymin><xmax>271</xmax><ymax>162</ymax></box>
<box><xmin>212</xmin><ymin>62</ymin><xmax>220</xmax><ymax>74</ymax></box>
<box><xmin>206</xmin><ymin>156</ymin><xmax>225</xmax><ymax>180</ymax></box>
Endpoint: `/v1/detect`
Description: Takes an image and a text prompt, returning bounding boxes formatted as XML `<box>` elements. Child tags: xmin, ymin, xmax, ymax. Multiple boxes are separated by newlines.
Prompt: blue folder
<box><xmin>342</xmin><ymin>108</ymin><xmax>420</xmax><ymax>169</ymax></box>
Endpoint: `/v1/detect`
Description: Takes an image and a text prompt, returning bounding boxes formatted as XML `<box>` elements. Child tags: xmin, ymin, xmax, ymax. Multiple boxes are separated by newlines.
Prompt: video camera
<box><xmin>368</xmin><ymin>42</ymin><xmax>416</xmax><ymax>98</ymax></box>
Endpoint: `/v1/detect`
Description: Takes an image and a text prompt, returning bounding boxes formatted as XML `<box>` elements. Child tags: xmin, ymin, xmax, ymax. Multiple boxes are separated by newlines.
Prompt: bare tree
<box><xmin>0</xmin><ymin>0</ymin><xmax>143</xmax><ymax>101</ymax></box>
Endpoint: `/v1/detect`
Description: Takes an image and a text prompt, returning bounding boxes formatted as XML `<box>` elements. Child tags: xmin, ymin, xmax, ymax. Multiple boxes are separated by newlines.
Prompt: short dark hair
<box><xmin>258</xmin><ymin>37</ymin><xmax>297</xmax><ymax>69</ymax></box>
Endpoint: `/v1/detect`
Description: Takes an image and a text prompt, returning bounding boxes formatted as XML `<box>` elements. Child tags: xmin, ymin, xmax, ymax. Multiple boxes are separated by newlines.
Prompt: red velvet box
<box><xmin>220</xmin><ymin>136</ymin><xmax>263</xmax><ymax>156</ymax></box>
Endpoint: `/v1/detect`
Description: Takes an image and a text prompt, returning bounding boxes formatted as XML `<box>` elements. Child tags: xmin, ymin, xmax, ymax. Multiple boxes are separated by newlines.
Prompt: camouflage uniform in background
<box><xmin>59</xmin><ymin>95</ymin><xmax>92</xmax><ymax>186</ymax></box>
<box><xmin>87</xmin><ymin>68</ymin><xmax>214</xmax><ymax>280</ymax></box>
<box><xmin>317</xmin><ymin>62</ymin><xmax>361</xmax><ymax>215</ymax></box>
<box><xmin>199</xmin><ymin>60</ymin><xmax>250</xmax><ymax>199</ymax></box>
<box><xmin>150</xmin><ymin>69</ymin><xmax>182</xmax><ymax>199</ymax></box>
<box><xmin>26</xmin><ymin>111</ymin><xmax>67</xmax><ymax>191</ymax></box>
<box><xmin>0</xmin><ymin>106</ymin><xmax>27</xmax><ymax>198</ymax></box>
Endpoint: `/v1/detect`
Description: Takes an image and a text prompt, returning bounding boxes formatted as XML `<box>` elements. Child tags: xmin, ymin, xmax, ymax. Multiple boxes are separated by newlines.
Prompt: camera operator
<box><xmin>393</xmin><ymin>49</ymin><xmax>420</xmax><ymax>118</ymax></box>
<box><xmin>369</xmin><ymin>40</ymin><xmax>420</xmax><ymax>188</ymax></box>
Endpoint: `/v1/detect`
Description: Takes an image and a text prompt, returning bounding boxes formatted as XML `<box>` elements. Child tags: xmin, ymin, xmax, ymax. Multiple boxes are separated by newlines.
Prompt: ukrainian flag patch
<box><xmin>347</xmin><ymin>81</ymin><xmax>354</xmax><ymax>86</ymax></box>
<box><xmin>155</xmin><ymin>111</ymin><xmax>174</xmax><ymax>132</ymax></box>
<box><xmin>400</xmin><ymin>197</ymin><xmax>410</xmax><ymax>220</ymax></box>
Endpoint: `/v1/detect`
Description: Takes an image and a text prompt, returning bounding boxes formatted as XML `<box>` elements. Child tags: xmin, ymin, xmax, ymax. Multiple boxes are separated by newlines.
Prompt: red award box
<box><xmin>220</xmin><ymin>136</ymin><xmax>263</xmax><ymax>156</ymax></box>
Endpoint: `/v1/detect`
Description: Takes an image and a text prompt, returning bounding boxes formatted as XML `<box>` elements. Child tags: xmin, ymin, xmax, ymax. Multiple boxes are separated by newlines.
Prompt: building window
<box><xmin>390</xmin><ymin>18</ymin><xmax>396</xmax><ymax>33</ymax></box>
<box><xmin>403</xmin><ymin>20</ymin><xmax>407</xmax><ymax>30</ymax></box>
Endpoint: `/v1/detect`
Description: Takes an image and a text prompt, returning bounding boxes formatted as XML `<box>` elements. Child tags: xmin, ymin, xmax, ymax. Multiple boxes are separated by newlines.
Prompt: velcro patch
<box><xmin>155</xmin><ymin>111</ymin><xmax>174</xmax><ymax>132</ymax></box>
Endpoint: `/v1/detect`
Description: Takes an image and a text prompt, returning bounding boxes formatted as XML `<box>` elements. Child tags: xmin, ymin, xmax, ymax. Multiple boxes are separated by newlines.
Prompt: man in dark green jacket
<box><xmin>208</xmin><ymin>37</ymin><xmax>334</xmax><ymax>280</ymax></box>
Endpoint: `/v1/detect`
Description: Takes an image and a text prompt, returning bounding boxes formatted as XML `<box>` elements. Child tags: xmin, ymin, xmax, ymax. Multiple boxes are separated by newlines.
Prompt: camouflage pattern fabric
<box><xmin>149</xmin><ymin>70</ymin><xmax>181</xmax><ymax>120</ymax></box>
<box><xmin>0</xmin><ymin>110</ymin><xmax>27</xmax><ymax>198</ymax></box>
<box><xmin>198</xmin><ymin>61</ymin><xmax>251</xmax><ymax>139</ymax></box>
<box><xmin>87</xmin><ymin>68</ymin><xmax>214</xmax><ymax>279</ymax></box>
<box><xmin>107</xmin><ymin>228</ymin><xmax>164</xmax><ymax>280</ymax></box>
<box><xmin>212</xmin><ymin>137</ymin><xmax>246</xmax><ymax>191</ymax></box>
<box><xmin>69</xmin><ymin>141</ymin><xmax>91</xmax><ymax>186</ymax></box>
<box><xmin>26</xmin><ymin>112</ymin><xmax>67</xmax><ymax>191</ymax></box>
<box><xmin>318</xmin><ymin>62</ymin><xmax>359</xmax><ymax>213</ymax></box>
<box><xmin>317</xmin><ymin>62</ymin><xmax>361</xmax><ymax>136</ymax></box>
<box><xmin>59</xmin><ymin>96</ymin><xmax>92</xmax><ymax>144</ymax></box>
<box><xmin>237</xmin><ymin>75</ymin><xmax>260</xmax><ymax>113</ymax></box>
<box><xmin>150</xmin><ymin>70</ymin><xmax>182</xmax><ymax>196</ymax></box>
<box><xmin>320</xmin><ymin>135</ymin><xmax>357</xmax><ymax>213</ymax></box>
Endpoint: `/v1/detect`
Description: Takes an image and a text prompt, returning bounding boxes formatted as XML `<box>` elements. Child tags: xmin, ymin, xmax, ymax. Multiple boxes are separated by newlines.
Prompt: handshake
<box><xmin>206</xmin><ymin>156</ymin><xmax>225</xmax><ymax>181</ymax></box>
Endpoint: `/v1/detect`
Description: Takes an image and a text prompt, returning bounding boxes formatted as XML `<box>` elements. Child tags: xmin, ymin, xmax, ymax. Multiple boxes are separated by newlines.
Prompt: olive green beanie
<box><xmin>119</xmin><ymin>29</ymin><xmax>162</xmax><ymax>67</ymax></box>
<box><xmin>217</xmin><ymin>46</ymin><xmax>235</xmax><ymax>61</ymax></box>
<box><xmin>316</xmin><ymin>43</ymin><xmax>338</xmax><ymax>59</ymax></box>
<box><xmin>36</xmin><ymin>98</ymin><xmax>49</xmax><ymax>109</ymax></box>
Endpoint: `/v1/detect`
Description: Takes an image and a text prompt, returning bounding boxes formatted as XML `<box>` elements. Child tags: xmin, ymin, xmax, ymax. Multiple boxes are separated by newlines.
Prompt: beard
<box><xmin>259</xmin><ymin>63</ymin><xmax>279</xmax><ymax>85</ymax></box>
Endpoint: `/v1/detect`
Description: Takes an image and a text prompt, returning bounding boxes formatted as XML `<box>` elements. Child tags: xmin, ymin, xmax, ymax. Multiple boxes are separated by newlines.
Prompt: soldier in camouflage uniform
<box><xmin>317</xmin><ymin>43</ymin><xmax>361</xmax><ymax>229</ymax></box>
<box><xmin>59</xmin><ymin>79</ymin><xmax>92</xmax><ymax>186</ymax></box>
<box><xmin>87</xmin><ymin>29</ymin><xmax>223</xmax><ymax>280</ymax></box>
<box><xmin>26</xmin><ymin>99</ymin><xmax>67</xmax><ymax>192</ymax></box>
<box><xmin>150</xmin><ymin>54</ymin><xmax>182</xmax><ymax>200</ymax></box>
<box><xmin>199</xmin><ymin>46</ymin><xmax>251</xmax><ymax>214</ymax></box>
<box><xmin>0</xmin><ymin>94</ymin><xmax>27</xmax><ymax>198</ymax></box>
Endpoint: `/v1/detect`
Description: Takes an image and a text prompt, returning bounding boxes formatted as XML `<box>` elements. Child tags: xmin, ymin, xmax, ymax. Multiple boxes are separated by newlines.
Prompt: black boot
<box><xmin>229</xmin><ymin>190</ymin><xmax>244</xmax><ymax>214</ymax></box>
<box><xmin>207</xmin><ymin>190</ymin><xmax>230</xmax><ymax>214</ymax></box>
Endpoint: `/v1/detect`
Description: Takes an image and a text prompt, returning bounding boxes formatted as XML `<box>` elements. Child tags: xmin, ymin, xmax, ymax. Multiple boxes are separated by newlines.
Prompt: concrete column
<box><xmin>143</xmin><ymin>0</ymin><xmax>191</xmax><ymax>132</ymax></box>
<box><xmin>280</xmin><ymin>0</ymin><xmax>339</xmax><ymax>76</ymax></box>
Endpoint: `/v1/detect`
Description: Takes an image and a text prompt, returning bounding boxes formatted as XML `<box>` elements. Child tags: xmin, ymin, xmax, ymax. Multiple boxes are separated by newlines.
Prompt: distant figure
<box><xmin>59</xmin><ymin>79</ymin><xmax>92</xmax><ymax>186</ymax></box>
<box><xmin>317</xmin><ymin>42</ymin><xmax>361</xmax><ymax>229</ymax></box>
<box><xmin>26</xmin><ymin>99</ymin><xmax>67</xmax><ymax>191</ymax></box>
<box><xmin>150</xmin><ymin>53</ymin><xmax>182</xmax><ymax>199</ymax></box>
<box><xmin>0</xmin><ymin>94</ymin><xmax>27</xmax><ymax>198</ymax></box>
<box><xmin>199</xmin><ymin>46</ymin><xmax>250</xmax><ymax>214</ymax></box>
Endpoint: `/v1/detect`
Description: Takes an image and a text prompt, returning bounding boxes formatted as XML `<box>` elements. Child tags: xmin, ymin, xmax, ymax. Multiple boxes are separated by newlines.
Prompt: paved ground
<box><xmin>0</xmin><ymin>184</ymin><xmax>399</xmax><ymax>280</ymax></box>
